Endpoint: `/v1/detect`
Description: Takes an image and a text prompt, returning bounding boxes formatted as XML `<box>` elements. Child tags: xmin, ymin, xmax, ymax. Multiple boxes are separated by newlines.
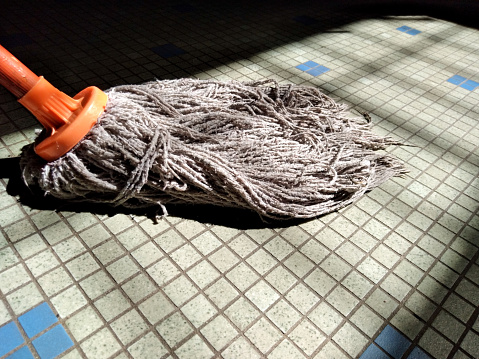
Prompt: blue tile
<box><xmin>296</xmin><ymin>64</ymin><xmax>311</xmax><ymax>71</ymax></box>
<box><xmin>306</xmin><ymin>65</ymin><xmax>330</xmax><ymax>76</ymax></box>
<box><xmin>360</xmin><ymin>343</ymin><xmax>391</xmax><ymax>359</ymax></box>
<box><xmin>375</xmin><ymin>325</ymin><xmax>411</xmax><ymax>359</ymax></box>
<box><xmin>459</xmin><ymin>79</ymin><xmax>479</xmax><ymax>91</ymax></box>
<box><xmin>447</xmin><ymin>75</ymin><xmax>467</xmax><ymax>85</ymax></box>
<box><xmin>32</xmin><ymin>325</ymin><xmax>73</xmax><ymax>359</ymax></box>
<box><xmin>6</xmin><ymin>346</ymin><xmax>35</xmax><ymax>359</ymax></box>
<box><xmin>407</xmin><ymin>346</ymin><xmax>431</xmax><ymax>359</ymax></box>
<box><xmin>0</xmin><ymin>322</ymin><xmax>24</xmax><ymax>356</ymax></box>
<box><xmin>303</xmin><ymin>60</ymin><xmax>320</xmax><ymax>68</ymax></box>
<box><xmin>397</xmin><ymin>26</ymin><xmax>412</xmax><ymax>32</ymax></box>
<box><xmin>18</xmin><ymin>303</ymin><xmax>58</xmax><ymax>338</ymax></box>
<box><xmin>294</xmin><ymin>15</ymin><xmax>319</xmax><ymax>25</ymax></box>
<box><xmin>406</xmin><ymin>29</ymin><xmax>421</xmax><ymax>35</ymax></box>
<box><xmin>151</xmin><ymin>44</ymin><xmax>187</xmax><ymax>58</ymax></box>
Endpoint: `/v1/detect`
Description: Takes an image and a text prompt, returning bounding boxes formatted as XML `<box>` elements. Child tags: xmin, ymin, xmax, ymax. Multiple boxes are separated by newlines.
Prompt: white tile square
<box><xmin>393</xmin><ymin>260</ymin><xmax>424</xmax><ymax>286</ymax></box>
<box><xmin>419</xmin><ymin>328</ymin><xmax>453</xmax><ymax>359</ymax></box>
<box><xmin>116</xmin><ymin>226</ymin><xmax>149</xmax><ymax>251</ymax></box>
<box><xmin>300</xmin><ymin>239</ymin><xmax>329</xmax><ymax>264</ymax></box>
<box><xmin>156</xmin><ymin>312</ymin><xmax>193</xmax><ymax>348</ymax></box>
<box><xmin>6</xmin><ymin>282</ymin><xmax>43</xmax><ymax>315</ymax></box>
<box><xmin>66</xmin><ymin>306</ymin><xmax>104</xmax><ymax>342</ymax></box>
<box><xmin>139</xmin><ymin>292</ymin><xmax>174</xmax><ymax>325</ymax></box>
<box><xmin>246</xmin><ymin>248</ymin><xmax>278</xmax><ymax>275</ymax></box>
<box><xmin>181</xmin><ymin>294</ymin><xmax>217</xmax><ymax>328</ymax></box>
<box><xmin>371</xmin><ymin>244</ymin><xmax>400</xmax><ymax>269</ymax></box>
<box><xmin>107</xmin><ymin>255</ymin><xmax>140</xmax><ymax>284</ymax></box>
<box><xmin>290</xmin><ymin>319</ymin><xmax>325</xmax><ymax>356</ymax></box>
<box><xmin>0</xmin><ymin>264</ymin><xmax>30</xmax><ymax>294</ymax></box>
<box><xmin>186</xmin><ymin>260</ymin><xmax>220</xmax><ymax>289</ymax></box>
<box><xmin>350</xmin><ymin>305</ymin><xmax>384</xmax><ymax>337</ymax></box>
<box><xmin>319</xmin><ymin>254</ymin><xmax>351</xmax><ymax>281</ymax></box>
<box><xmin>326</xmin><ymin>286</ymin><xmax>359</xmax><ymax>316</ymax></box>
<box><xmin>245</xmin><ymin>317</ymin><xmax>282</xmax><ymax>354</ymax></box>
<box><xmin>147</xmin><ymin>258</ymin><xmax>180</xmax><ymax>286</ymax></box>
<box><xmin>266</xmin><ymin>299</ymin><xmax>302</xmax><ymax>333</ymax></box>
<box><xmin>246</xmin><ymin>280</ymin><xmax>280</xmax><ymax>311</ymax></box>
<box><xmin>111</xmin><ymin>309</ymin><xmax>149</xmax><ymax>345</ymax></box>
<box><xmin>51</xmin><ymin>285</ymin><xmax>88</xmax><ymax>318</ymax></box>
<box><xmin>79</xmin><ymin>270</ymin><xmax>115</xmax><ymax>300</ymax></box>
<box><xmin>226</xmin><ymin>262</ymin><xmax>259</xmax><ymax>292</ymax></box>
<box><xmin>224</xmin><ymin>297</ymin><xmax>260</xmax><ymax>330</ymax></box>
<box><xmin>175</xmin><ymin>334</ymin><xmax>214</xmax><ymax>359</ymax></box>
<box><xmin>25</xmin><ymin>249</ymin><xmax>59</xmax><ymax>277</ymax></box>
<box><xmin>121</xmin><ymin>274</ymin><xmax>156</xmax><ymax>303</ymax></box>
<box><xmin>286</xmin><ymin>283</ymin><xmax>320</xmax><ymax>315</ymax></box>
<box><xmin>266</xmin><ymin>266</ymin><xmax>297</xmax><ymax>294</ymax></box>
<box><xmin>380</xmin><ymin>274</ymin><xmax>412</xmax><ymax>301</ymax></box>
<box><xmin>170</xmin><ymin>244</ymin><xmax>202</xmax><ymax>271</ymax></box>
<box><xmin>164</xmin><ymin>275</ymin><xmax>198</xmax><ymax>307</ymax></box>
<box><xmin>175</xmin><ymin>219</ymin><xmax>206</xmax><ymax>239</ymax></box>
<box><xmin>309</xmin><ymin>302</ymin><xmax>343</xmax><ymax>336</ymax></box>
<box><xmin>357</xmin><ymin>257</ymin><xmax>388</xmax><ymax>284</ymax></box>
<box><xmin>95</xmin><ymin>289</ymin><xmax>131</xmax><ymax>322</ymax></box>
<box><xmin>305</xmin><ymin>268</ymin><xmax>337</xmax><ymax>297</ymax></box>
<box><xmin>209</xmin><ymin>247</ymin><xmax>240</xmax><ymax>273</ymax></box>
<box><xmin>268</xmin><ymin>339</ymin><xmax>307</xmax><ymax>359</ymax></box>
<box><xmin>335</xmin><ymin>242</ymin><xmax>365</xmax><ymax>266</ymax></box>
<box><xmin>284</xmin><ymin>252</ymin><xmax>315</xmax><ymax>278</ymax></box>
<box><xmin>154</xmin><ymin>229</ymin><xmax>186</xmax><ymax>253</ymax></box>
<box><xmin>205</xmin><ymin>278</ymin><xmax>239</xmax><ymax>309</ymax></box>
<box><xmin>200</xmin><ymin>315</ymin><xmax>238</xmax><ymax>351</ymax></box>
<box><xmin>222</xmin><ymin>337</ymin><xmax>261</xmax><ymax>359</ymax></box>
<box><xmin>229</xmin><ymin>234</ymin><xmax>257</xmax><ymax>258</ymax></box>
<box><xmin>131</xmin><ymin>242</ymin><xmax>163</xmax><ymax>268</ymax></box>
<box><xmin>13</xmin><ymin>233</ymin><xmax>47</xmax><ymax>259</ymax></box>
<box><xmin>66</xmin><ymin>253</ymin><xmax>100</xmax><ymax>281</ymax></box>
<box><xmin>333</xmin><ymin>323</ymin><xmax>368</xmax><ymax>358</ymax></box>
<box><xmin>81</xmin><ymin>328</ymin><xmax>122</xmax><ymax>359</ymax></box>
<box><xmin>366</xmin><ymin>288</ymin><xmax>399</xmax><ymax>319</ymax></box>
<box><xmin>264</xmin><ymin>236</ymin><xmax>294</xmax><ymax>261</ymax></box>
<box><xmin>128</xmin><ymin>331</ymin><xmax>168</xmax><ymax>359</ymax></box>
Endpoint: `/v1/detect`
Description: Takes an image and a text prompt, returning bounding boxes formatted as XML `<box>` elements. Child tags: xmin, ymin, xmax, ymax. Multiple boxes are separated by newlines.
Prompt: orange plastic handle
<box><xmin>0</xmin><ymin>44</ymin><xmax>39</xmax><ymax>98</ymax></box>
<box><xmin>0</xmin><ymin>44</ymin><xmax>108</xmax><ymax>161</ymax></box>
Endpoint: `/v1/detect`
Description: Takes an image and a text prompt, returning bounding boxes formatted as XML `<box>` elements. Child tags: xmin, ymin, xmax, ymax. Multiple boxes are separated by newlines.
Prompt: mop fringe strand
<box><xmin>20</xmin><ymin>78</ymin><xmax>407</xmax><ymax>219</ymax></box>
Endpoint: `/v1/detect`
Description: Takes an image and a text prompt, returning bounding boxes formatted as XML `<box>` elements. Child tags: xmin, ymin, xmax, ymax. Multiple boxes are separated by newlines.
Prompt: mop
<box><xmin>1</xmin><ymin>45</ymin><xmax>407</xmax><ymax>220</ymax></box>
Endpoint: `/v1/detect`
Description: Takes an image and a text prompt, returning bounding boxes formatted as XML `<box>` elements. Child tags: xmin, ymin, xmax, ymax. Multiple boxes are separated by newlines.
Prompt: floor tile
<box><xmin>245</xmin><ymin>317</ymin><xmax>283</xmax><ymax>354</ymax></box>
<box><xmin>127</xmin><ymin>331</ymin><xmax>168</xmax><ymax>359</ymax></box>
<box><xmin>156</xmin><ymin>312</ymin><xmax>193</xmax><ymax>348</ymax></box>
<box><xmin>200</xmin><ymin>315</ymin><xmax>238</xmax><ymax>351</ymax></box>
<box><xmin>375</xmin><ymin>325</ymin><xmax>411</xmax><ymax>359</ymax></box>
<box><xmin>0</xmin><ymin>322</ymin><xmax>24</xmax><ymax>356</ymax></box>
<box><xmin>175</xmin><ymin>334</ymin><xmax>213</xmax><ymax>359</ymax></box>
<box><xmin>32</xmin><ymin>324</ymin><xmax>74</xmax><ymax>359</ymax></box>
<box><xmin>222</xmin><ymin>336</ymin><xmax>261</xmax><ymax>359</ymax></box>
<box><xmin>18</xmin><ymin>302</ymin><xmax>57</xmax><ymax>338</ymax></box>
<box><xmin>80</xmin><ymin>328</ymin><xmax>121</xmax><ymax>359</ymax></box>
<box><xmin>1</xmin><ymin>4</ymin><xmax>479</xmax><ymax>359</ymax></box>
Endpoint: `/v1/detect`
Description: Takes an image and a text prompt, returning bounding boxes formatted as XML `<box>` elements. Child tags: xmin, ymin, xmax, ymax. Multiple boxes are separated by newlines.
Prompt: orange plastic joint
<box><xmin>18</xmin><ymin>77</ymin><xmax>108</xmax><ymax>161</ymax></box>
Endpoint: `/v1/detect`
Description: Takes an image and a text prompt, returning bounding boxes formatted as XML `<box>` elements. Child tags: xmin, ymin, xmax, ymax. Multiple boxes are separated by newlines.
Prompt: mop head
<box><xmin>20</xmin><ymin>79</ymin><xmax>407</xmax><ymax>219</ymax></box>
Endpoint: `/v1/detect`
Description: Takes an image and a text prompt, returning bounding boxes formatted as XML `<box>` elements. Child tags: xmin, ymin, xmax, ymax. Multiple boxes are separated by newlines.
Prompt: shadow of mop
<box><xmin>1</xmin><ymin>157</ymin><xmax>311</xmax><ymax>230</ymax></box>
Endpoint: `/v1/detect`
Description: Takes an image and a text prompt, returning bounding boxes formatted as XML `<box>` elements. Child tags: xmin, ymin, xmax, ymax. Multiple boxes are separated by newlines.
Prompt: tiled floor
<box><xmin>1</xmin><ymin>1</ymin><xmax>478</xmax><ymax>358</ymax></box>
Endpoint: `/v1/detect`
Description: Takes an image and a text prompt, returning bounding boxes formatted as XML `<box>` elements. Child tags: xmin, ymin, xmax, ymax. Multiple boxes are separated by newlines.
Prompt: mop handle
<box><xmin>0</xmin><ymin>44</ymin><xmax>108</xmax><ymax>161</ymax></box>
<box><xmin>0</xmin><ymin>44</ymin><xmax>39</xmax><ymax>98</ymax></box>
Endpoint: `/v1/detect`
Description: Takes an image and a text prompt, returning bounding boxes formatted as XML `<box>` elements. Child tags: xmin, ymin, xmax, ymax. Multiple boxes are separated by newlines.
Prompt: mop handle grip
<box><xmin>0</xmin><ymin>44</ymin><xmax>40</xmax><ymax>98</ymax></box>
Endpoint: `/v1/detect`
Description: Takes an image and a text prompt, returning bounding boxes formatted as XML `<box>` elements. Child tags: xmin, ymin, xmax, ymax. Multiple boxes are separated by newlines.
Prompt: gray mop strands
<box><xmin>20</xmin><ymin>78</ymin><xmax>407</xmax><ymax>219</ymax></box>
